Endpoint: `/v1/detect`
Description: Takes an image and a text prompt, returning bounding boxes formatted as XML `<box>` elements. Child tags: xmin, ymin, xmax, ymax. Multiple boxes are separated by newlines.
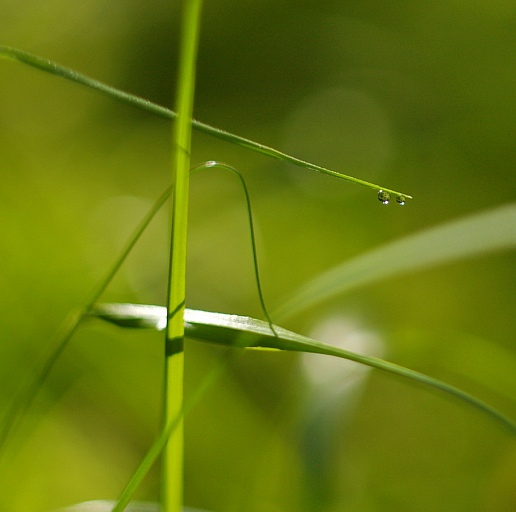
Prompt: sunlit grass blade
<box><xmin>275</xmin><ymin>202</ymin><xmax>516</xmax><ymax>320</ymax></box>
<box><xmin>89</xmin><ymin>303</ymin><xmax>516</xmax><ymax>435</ymax></box>
<box><xmin>0</xmin><ymin>45</ymin><xmax>411</xmax><ymax>199</ymax></box>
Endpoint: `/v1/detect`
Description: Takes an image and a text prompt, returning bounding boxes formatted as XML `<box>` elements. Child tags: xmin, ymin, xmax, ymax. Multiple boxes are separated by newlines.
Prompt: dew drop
<box><xmin>378</xmin><ymin>190</ymin><xmax>390</xmax><ymax>204</ymax></box>
<box><xmin>396</xmin><ymin>194</ymin><xmax>406</xmax><ymax>206</ymax></box>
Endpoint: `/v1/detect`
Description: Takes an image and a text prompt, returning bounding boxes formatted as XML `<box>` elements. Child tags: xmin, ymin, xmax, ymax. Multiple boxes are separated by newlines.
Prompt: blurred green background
<box><xmin>0</xmin><ymin>1</ymin><xmax>515</xmax><ymax>511</ymax></box>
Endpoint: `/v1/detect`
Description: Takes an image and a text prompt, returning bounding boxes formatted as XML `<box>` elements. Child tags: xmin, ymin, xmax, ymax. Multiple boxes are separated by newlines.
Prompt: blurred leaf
<box><xmin>276</xmin><ymin>203</ymin><xmax>516</xmax><ymax>319</ymax></box>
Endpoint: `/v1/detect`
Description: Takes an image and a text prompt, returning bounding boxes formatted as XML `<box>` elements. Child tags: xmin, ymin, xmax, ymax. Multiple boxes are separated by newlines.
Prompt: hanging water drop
<box><xmin>396</xmin><ymin>195</ymin><xmax>406</xmax><ymax>206</ymax></box>
<box><xmin>378</xmin><ymin>190</ymin><xmax>390</xmax><ymax>204</ymax></box>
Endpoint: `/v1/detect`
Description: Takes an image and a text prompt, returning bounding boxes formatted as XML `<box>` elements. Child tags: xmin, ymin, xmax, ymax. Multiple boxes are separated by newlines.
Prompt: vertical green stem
<box><xmin>164</xmin><ymin>1</ymin><xmax>203</xmax><ymax>511</ymax></box>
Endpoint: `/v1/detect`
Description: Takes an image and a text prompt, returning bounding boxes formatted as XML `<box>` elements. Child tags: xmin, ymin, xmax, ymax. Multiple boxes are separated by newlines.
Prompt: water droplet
<box><xmin>396</xmin><ymin>194</ymin><xmax>406</xmax><ymax>206</ymax></box>
<box><xmin>378</xmin><ymin>190</ymin><xmax>390</xmax><ymax>204</ymax></box>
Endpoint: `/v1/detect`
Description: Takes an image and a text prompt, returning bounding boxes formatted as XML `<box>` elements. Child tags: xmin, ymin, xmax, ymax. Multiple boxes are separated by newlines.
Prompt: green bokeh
<box><xmin>0</xmin><ymin>1</ymin><xmax>514</xmax><ymax>511</ymax></box>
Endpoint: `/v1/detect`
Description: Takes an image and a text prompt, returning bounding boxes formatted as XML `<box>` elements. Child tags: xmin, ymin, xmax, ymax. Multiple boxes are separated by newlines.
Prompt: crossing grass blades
<box><xmin>0</xmin><ymin>1</ymin><xmax>514</xmax><ymax>511</ymax></box>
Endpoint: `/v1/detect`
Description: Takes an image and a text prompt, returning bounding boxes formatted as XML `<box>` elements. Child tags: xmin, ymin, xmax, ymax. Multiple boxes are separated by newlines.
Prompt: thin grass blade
<box><xmin>0</xmin><ymin>45</ymin><xmax>410</xmax><ymax>199</ymax></box>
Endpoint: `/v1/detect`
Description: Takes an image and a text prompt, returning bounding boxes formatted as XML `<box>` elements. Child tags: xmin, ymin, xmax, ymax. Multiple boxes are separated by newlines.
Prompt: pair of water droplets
<box><xmin>378</xmin><ymin>190</ymin><xmax>405</xmax><ymax>206</ymax></box>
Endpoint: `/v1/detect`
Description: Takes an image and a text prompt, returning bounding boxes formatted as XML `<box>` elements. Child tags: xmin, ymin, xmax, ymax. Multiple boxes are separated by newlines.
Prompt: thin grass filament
<box><xmin>190</xmin><ymin>161</ymin><xmax>278</xmax><ymax>337</ymax></box>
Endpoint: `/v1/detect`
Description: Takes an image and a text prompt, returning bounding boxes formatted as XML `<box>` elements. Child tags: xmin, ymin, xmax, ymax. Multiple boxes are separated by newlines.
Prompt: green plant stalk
<box><xmin>164</xmin><ymin>1</ymin><xmax>203</xmax><ymax>511</ymax></box>
<box><xmin>0</xmin><ymin>45</ymin><xmax>411</xmax><ymax>199</ymax></box>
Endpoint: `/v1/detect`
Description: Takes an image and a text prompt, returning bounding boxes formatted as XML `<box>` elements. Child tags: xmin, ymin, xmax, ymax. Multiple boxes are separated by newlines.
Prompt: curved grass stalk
<box><xmin>0</xmin><ymin>45</ymin><xmax>411</xmax><ymax>200</ymax></box>
<box><xmin>90</xmin><ymin>303</ymin><xmax>516</xmax><ymax>436</ymax></box>
<box><xmin>191</xmin><ymin>161</ymin><xmax>277</xmax><ymax>336</ymax></box>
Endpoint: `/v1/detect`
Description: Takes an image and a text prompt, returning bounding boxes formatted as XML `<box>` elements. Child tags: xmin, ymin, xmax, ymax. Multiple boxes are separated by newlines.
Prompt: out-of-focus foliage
<box><xmin>0</xmin><ymin>1</ymin><xmax>514</xmax><ymax>511</ymax></box>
